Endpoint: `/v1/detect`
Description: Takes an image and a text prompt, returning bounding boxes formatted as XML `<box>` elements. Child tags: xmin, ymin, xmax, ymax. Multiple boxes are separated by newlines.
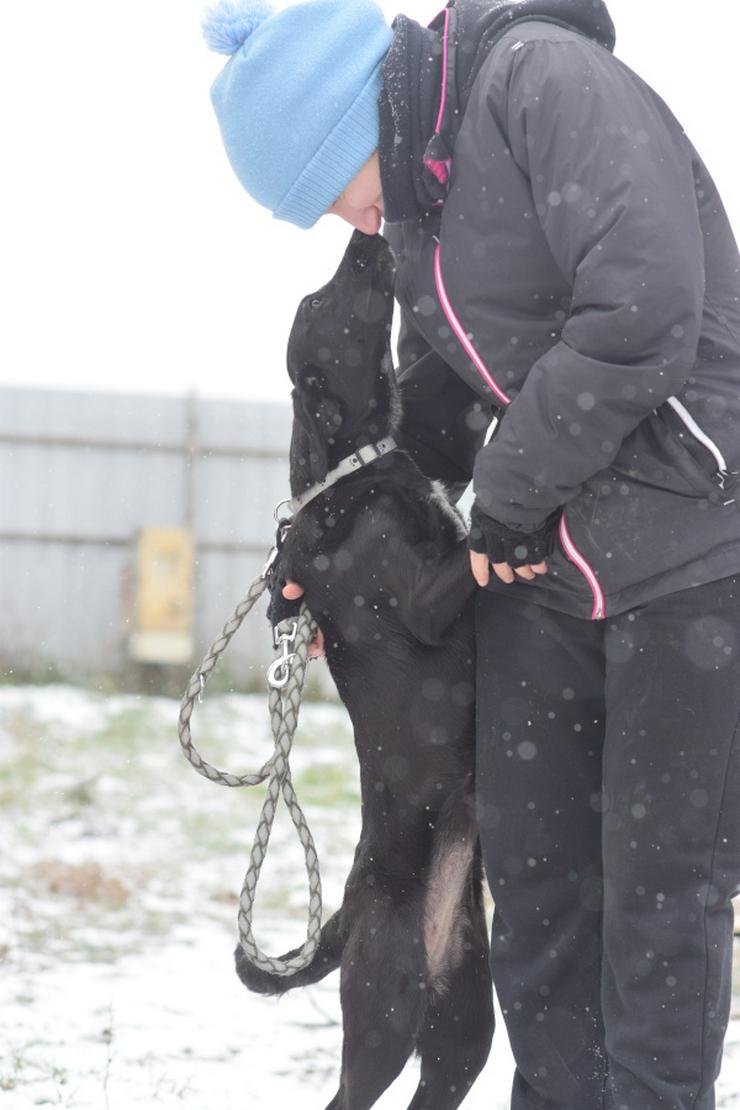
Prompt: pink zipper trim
<box><xmin>559</xmin><ymin>513</ymin><xmax>605</xmax><ymax>620</ymax></box>
<box><xmin>435</xmin><ymin>8</ymin><xmax>450</xmax><ymax>133</ymax></box>
<box><xmin>422</xmin><ymin>11</ymin><xmax>452</xmax><ymax>184</ymax></box>
<box><xmin>433</xmin><ymin>244</ymin><xmax>511</xmax><ymax>406</ymax></box>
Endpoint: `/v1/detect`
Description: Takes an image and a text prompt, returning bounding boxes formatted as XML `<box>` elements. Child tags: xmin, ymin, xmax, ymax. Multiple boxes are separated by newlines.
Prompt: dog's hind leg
<box><xmin>324</xmin><ymin>881</ymin><xmax>428</xmax><ymax>1110</ymax></box>
<box><xmin>407</xmin><ymin>852</ymin><xmax>494</xmax><ymax>1109</ymax></box>
<box><xmin>408</xmin><ymin>946</ymin><xmax>493</xmax><ymax>1109</ymax></box>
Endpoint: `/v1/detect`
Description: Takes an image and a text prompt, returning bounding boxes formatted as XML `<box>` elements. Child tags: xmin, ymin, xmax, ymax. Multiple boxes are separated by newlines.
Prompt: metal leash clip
<box><xmin>262</xmin><ymin>511</ymin><xmax>293</xmax><ymax>589</ymax></box>
<box><xmin>268</xmin><ymin>620</ymin><xmax>298</xmax><ymax>690</ymax></box>
<box><xmin>261</xmin><ymin>545</ymin><xmax>280</xmax><ymax>582</ymax></box>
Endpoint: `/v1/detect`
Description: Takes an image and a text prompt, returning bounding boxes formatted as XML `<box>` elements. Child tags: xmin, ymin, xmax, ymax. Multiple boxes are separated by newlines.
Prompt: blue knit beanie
<box><xmin>203</xmin><ymin>0</ymin><xmax>393</xmax><ymax>229</ymax></box>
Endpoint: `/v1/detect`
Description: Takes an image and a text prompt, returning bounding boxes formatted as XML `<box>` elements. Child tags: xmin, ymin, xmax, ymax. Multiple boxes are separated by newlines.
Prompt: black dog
<box><xmin>236</xmin><ymin>231</ymin><xmax>494</xmax><ymax>1109</ymax></box>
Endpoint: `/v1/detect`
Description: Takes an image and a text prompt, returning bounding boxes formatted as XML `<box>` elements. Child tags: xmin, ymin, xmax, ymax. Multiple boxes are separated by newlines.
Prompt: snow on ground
<box><xmin>0</xmin><ymin>684</ymin><xmax>737</xmax><ymax>1109</ymax></box>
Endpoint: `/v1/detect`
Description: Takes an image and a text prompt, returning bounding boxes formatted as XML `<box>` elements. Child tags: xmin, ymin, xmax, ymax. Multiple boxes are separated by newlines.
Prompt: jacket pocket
<box><xmin>610</xmin><ymin>403</ymin><xmax>738</xmax><ymax>505</ymax></box>
<box><xmin>654</xmin><ymin>398</ymin><xmax>738</xmax><ymax>504</ymax></box>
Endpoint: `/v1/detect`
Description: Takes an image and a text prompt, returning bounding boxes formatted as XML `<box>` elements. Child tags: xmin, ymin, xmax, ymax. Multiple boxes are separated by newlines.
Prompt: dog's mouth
<box><xmin>315</xmin><ymin>230</ymin><xmax>396</xmax><ymax>310</ymax></box>
<box><xmin>345</xmin><ymin>229</ymin><xmax>395</xmax><ymax>279</ymax></box>
<box><xmin>287</xmin><ymin>231</ymin><xmax>396</xmax><ymax>385</ymax></box>
<box><xmin>310</xmin><ymin>228</ymin><xmax>397</xmax><ymax>310</ymax></box>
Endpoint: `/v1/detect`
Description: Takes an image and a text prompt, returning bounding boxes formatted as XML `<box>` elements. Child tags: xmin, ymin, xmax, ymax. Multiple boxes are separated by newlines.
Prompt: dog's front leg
<box><xmin>386</xmin><ymin>539</ymin><xmax>476</xmax><ymax>647</ymax></box>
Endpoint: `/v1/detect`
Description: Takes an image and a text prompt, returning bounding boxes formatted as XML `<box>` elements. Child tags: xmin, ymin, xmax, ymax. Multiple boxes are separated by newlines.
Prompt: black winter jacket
<box><xmin>382</xmin><ymin>0</ymin><xmax>740</xmax><ymax>621</ymax></box>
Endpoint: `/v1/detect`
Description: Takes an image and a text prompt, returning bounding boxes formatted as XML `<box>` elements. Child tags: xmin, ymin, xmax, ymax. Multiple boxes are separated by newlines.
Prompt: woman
<box><xmin>204</xmin><ymin>1</ymin><xmax>740</xmax><ymax>1106</ymax></box>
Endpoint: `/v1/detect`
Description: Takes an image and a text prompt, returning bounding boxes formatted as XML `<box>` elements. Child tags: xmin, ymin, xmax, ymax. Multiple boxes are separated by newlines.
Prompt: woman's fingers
<box><xmin>308</xmin><ymin>628</ymin><xmax>326</xmax><ymax>659</ymax></box>
<box><xmin>281</xmin><ymin>579</ymin><xmax>324</xmax><ymax>656</ymax></box>
<box><xmin>492</xmin><ymin>562</ymin><xmax>515</xmax><ymax>584</ymax></box>
<box><xmin>470</xmin><ymin>551</ymin><xmax>491</xmax><ymax>587</ymax></box>
<box><xmin>492</xmin><ymin>560</ymin><xmax>549</xmax><ymax>584</ymax></box>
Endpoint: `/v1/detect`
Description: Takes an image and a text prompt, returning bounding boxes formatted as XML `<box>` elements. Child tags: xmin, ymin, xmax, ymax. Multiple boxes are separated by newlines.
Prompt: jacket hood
<box><xmin>379</xmin><ymin>0</ymin><xmax>616</xmax><ymax>222</ymax></box>
<box><xmin>450</xmin><ymin>0</ymin><xmax>616</xmax><ymax>101</ymax></box>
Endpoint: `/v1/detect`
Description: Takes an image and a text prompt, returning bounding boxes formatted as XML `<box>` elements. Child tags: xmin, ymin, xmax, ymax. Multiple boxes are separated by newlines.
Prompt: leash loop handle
<box><xmin>177</xmin><ymin>572</ymin><xmax>322</xmax><ymax>976</ymax></box>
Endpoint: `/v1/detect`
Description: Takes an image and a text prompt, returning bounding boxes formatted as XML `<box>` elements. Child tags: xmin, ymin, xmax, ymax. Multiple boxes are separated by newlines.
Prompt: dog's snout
<box><xmin>326</xmin><ymin>229</ymin><xmax>393</xmax><ymax>283</ymax></box>
<box><xmin>347</xmin><ymin>233</ymin><xmax>376</xmax><ymax>275</ymax></box>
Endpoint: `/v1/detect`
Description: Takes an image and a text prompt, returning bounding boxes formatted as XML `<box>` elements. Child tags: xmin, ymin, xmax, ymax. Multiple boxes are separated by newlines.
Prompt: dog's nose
<box><xmin>342</xmin><ymin>231</ymin><xmax>395</xmax><ymax>290</ymax></box>
<box><xmin>350</xmin><ymin>240</ymin><xmax>378</xmax><ymax>276</ymax></box>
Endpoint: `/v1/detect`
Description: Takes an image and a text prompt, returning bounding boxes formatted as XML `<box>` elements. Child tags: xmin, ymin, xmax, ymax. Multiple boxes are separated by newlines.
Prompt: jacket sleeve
<box><xmin>472</xmin><ymin>37</ymin><xmax>706</xmax><ymax>530</ymax></box>
<box><xmin>395</xmin><ymin>306</ymin><xmax>492</xmax><ymax>502</ymax></box>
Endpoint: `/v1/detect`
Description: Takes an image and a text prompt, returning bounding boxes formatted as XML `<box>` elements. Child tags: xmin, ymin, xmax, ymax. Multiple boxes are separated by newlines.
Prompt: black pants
<box><xmin>475</xmin><ymin>574</ymin><xmax>740</xmax><ymax>1110</ymax></box>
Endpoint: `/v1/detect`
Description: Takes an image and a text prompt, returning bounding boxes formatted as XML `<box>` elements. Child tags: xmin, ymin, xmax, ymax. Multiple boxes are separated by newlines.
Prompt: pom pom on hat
<box><xmin>202</xmin><ymin>0</ymin><xmax>274</xmax><ymax>56</ymax></box>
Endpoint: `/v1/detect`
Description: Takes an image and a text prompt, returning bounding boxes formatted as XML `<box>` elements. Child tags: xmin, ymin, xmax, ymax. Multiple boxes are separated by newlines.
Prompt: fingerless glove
<box><xmin>468</xmin><ymin>502</ymin><xmax>560</xmax><ymax>568</ymax></box>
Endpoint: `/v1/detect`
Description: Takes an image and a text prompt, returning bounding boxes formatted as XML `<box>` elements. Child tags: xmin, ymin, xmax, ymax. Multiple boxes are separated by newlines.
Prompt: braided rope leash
<box><xmin>177</xmin><ymin>571</ymin><xmax>323</xmax><ymax>976</ymax></box>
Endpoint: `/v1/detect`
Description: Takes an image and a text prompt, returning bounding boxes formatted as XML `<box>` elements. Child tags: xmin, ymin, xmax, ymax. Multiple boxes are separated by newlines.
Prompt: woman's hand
<box><xmin>281</xmin><ymin>580</ymin><xmax>325</xmax><ymax>658</ymax></box>
<box><xmin>469</xmin><ymin>550</ymin><xmax>548</xmax><ymax>587</ymax></box>
<box><xmin>467</xmin><ymin>502</ymin><xmax>558</xmax><ymax>587</ymax></box>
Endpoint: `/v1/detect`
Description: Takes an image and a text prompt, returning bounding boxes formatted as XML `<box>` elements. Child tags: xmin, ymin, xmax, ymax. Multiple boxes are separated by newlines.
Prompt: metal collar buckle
<box><xmin>286</xmin><ymin>436</ymin><xmax>397</xmax><ymax>517</ymax></box>
<box><xmin>262</xmin><ymin>515</ymin><xmax>293</xmax><ymax>588</ymax></box>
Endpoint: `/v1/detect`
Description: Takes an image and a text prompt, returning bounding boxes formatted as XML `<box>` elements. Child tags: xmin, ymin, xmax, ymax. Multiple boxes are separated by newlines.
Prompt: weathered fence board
<box><xmin>0</xmin><ymin>386</ymin><xmax>334</xmax><ymax>693</ymax></box>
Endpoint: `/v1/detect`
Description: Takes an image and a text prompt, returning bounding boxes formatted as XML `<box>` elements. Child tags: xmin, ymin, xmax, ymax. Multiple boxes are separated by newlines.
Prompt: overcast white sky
<box><xmin>2</xmin><ymin>1</ymin><xmax>739</xmax><ymax>404</ymax></box>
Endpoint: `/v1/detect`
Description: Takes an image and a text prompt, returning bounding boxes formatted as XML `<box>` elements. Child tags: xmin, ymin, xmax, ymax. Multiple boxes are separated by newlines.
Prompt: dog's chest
<box><xmin>293</xmin><ymin>521</ymin><xmax>399</xmax><ymax>631</ymax></box>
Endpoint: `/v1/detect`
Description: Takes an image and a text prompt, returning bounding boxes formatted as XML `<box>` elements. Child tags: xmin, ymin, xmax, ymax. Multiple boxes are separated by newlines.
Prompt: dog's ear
<box><xmin>291</xmin><ymin>375</ymin><xmax>344</xmax><ymax>485</ymax></box>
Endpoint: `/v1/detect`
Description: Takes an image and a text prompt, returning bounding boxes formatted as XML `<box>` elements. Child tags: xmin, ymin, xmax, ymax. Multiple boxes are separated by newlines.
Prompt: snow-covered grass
<box><xmin>0</xmin><ymin>684</ymin><xmax>737</xmax><ymax>1108</ymax></box>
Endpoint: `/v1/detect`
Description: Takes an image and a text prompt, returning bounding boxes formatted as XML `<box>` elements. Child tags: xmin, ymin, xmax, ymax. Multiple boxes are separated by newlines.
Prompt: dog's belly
<box><xmin>424</xmin><ymin>838</ymin><xmax>476</xmax><ymax>986</ymax></box>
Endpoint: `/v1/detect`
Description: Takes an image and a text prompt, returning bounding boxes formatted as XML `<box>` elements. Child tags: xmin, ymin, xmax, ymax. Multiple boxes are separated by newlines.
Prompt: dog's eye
<box><xmin>310</xmin><ymin>298</ymin><xmax>323</xmax><ymax>309</ymax></box>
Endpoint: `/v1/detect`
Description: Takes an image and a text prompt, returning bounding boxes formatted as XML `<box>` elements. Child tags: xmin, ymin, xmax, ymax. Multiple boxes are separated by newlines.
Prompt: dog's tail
<box><xmin>234</xmin><ymin>908</ymin><xmax>346</xmax><ymax>996</ymax></box>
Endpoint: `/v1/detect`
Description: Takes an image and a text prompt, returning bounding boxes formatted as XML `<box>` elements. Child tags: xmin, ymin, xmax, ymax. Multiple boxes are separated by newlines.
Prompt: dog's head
<box><xmin>287</xmin><ymin>230</ymin><xmax>398</xmax><ymax>490</ymax></box>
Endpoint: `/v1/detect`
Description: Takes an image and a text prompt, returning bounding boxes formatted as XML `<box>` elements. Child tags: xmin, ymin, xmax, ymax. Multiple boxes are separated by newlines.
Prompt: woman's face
<box><xmin>326</xmin><ymin>151</ymin><xmax>384</xmax><ymax>235</ymax></box>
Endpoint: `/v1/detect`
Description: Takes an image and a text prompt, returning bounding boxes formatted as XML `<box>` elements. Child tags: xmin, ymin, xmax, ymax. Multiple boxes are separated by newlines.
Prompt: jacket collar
<box><xmin>378</xmin><ymin>13</ymin><xmax>449</xmax><ymax>223</ymax></box>
<box><xmin>378</xmin><ymin>0</ymin><xmax>616</xmax><ymax>225</ymax></box>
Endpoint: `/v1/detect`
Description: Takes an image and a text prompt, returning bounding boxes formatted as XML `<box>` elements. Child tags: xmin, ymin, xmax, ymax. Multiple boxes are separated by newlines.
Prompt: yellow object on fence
<box><xmin>129</xmin><ymin>528</ymin><xmax>193</xmax><ymax>665</ymax></box>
